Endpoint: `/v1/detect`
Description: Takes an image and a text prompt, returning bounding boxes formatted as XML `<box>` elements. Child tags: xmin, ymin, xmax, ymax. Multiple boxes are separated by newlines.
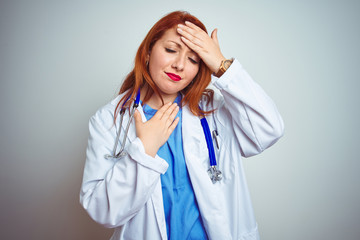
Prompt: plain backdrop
<box><xmin>1</xmin><ymin>0</ymin><xmax>359</xmax><ymax>239</ymax></box>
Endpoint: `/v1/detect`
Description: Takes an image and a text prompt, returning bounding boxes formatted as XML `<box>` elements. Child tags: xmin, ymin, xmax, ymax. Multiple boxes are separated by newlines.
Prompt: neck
<box><xmin>141</xmin><ymin>86</ymin><xmax>178</xmax><ymax>110</ymax></box>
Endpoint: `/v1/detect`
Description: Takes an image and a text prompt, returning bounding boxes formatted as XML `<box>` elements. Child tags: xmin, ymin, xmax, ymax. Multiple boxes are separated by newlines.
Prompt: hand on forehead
<box><xmin>176</xmin><ymin>21</ymin><xmax>225</xmax><ymax>74</ymax></box>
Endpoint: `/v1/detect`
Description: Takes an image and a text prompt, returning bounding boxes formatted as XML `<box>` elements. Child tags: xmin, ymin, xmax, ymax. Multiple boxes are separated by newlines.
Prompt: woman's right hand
<box><xmin>133</xmin><ymin>102</ymin><xmax>179</xmax><ymax>157</ymax></box>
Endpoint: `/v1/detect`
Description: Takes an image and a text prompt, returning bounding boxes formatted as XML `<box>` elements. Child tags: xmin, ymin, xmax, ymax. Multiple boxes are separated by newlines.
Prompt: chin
<box><xmin>158</xmin><ymin>87</ymin><xmax>181</xmax><ymax>97</ymax></box>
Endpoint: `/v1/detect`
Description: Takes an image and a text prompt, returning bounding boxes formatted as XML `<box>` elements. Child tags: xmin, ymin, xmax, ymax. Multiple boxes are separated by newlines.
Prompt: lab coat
<box><xmin>80</xmin><ymin>59</ymin><xmax>284</xmax><ymax>240</ymax></box>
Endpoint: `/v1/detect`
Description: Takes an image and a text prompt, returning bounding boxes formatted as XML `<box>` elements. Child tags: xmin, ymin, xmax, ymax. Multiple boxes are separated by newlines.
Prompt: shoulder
<box><xmin>199</xmin><ymin>83</ymin><xmax>224</xmax><ymax>112</ymax></box>
<box><xmin>199</xmin><ymin>58</ymin><xmax>244</xmax><ymax>111</ymax></box>
<box><xmin>90</xmin><ymin>95</ymin><xmax>122</xmax><ymax>129</ymax></box>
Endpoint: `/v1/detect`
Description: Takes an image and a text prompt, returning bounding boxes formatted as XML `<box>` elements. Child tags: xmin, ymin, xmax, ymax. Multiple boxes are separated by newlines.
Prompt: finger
<box><xmin>177</xmin><ymin>27</ymin><xmax>204</xmax><ymax>48</ymax></box>
<box><xmin>180</xmin><ymin>36</ymin><xmax>201</xmax><ymax>53</ymax></box>
<box><xmin>178</xmin><ymin>23</ymin><xmax>208</xmax><ymax>42</ymax></box>
<box><xmin>165</xmin><ymin>106</ymin><xmax>179</xmax><ymax>126</ymax></box>
<box><xmin>184</xmin><ymin>21</ymin><xmax>205</xmax><ymax>33</ymax></box>
<box><xmin>167</xmin><ymin>117</ymin><xmax>180</xmax><ymax>136</ymax></box>
<box><xmin>154</xmin><ymin>102</ymin><xmax>172</xmax><ymax>119</ymax></box>
<box><xmin>178</xmin><ymin>23</ymin><xmax>206</xmax><ymax>38</ymax></box>
<box><xmin>161</xmin><ymin>103</ymin><xmax>178</xmax><ymax>120</ymax></box>
<box><xmin>170</xmin><ymin>105</ymin><xmax>179</xmax><ymax>119</ymax></box>
<box><xmin>211</xmin><ymin>28</ymin><xmax>219</xmax><ymax>46</ymax></box>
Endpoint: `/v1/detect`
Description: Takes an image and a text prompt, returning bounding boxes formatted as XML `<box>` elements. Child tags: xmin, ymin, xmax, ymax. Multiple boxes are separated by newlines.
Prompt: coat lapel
<box><xmin>181</xmin><ymin>104</ymin><xmax>208</xmax><ymax>167</ymax></box>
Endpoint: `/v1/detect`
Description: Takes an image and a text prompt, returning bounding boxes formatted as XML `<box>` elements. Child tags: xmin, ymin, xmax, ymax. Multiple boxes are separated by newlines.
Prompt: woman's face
<box><xmin>147</xmin><ymin>27</ymin><xmax>200</xmax><ymax>98</ymax></box>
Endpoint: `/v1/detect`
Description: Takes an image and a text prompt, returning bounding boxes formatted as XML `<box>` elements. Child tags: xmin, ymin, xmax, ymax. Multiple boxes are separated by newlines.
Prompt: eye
<box><xmin>165</xmin><ymin>48</ymin><xmax>176</xmax><ymax>53</ymax></box>
<box><xmin>188</xmin><ymin>57</ymin><xmax>199</xmax><ymax>64</ymax></box>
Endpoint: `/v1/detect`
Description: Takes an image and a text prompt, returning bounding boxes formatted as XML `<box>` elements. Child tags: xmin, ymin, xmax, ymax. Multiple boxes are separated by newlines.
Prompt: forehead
<box><xmin>159</xmin><ymin>27</ymin><xmax>179</xmax><ymax>40</ymax></box>
<box><xmin>156</xmin><ymin>28</ymin><xmax>194</xmax><ymax>52</ymax></box>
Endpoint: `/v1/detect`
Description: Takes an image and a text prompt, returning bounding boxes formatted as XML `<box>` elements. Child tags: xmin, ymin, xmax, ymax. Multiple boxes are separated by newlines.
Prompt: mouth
<box><xmin>165</xmin><ymin>72</ymin><xmax>181</xmax><ymax>81</ymax></box>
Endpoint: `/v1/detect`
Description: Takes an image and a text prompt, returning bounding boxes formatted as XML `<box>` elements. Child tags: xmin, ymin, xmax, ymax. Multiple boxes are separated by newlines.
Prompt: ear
<box><xmin>146</xmin><ymin>54</ymin><xmax>150</xmax><ymax>66</ymax></box>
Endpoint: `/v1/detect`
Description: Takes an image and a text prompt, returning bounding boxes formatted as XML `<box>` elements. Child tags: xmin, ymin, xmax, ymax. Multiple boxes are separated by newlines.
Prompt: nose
<box><xmin>171</xmin><ymin>53</ymin><xmax>186</xmax><ymax>71</ymax></box>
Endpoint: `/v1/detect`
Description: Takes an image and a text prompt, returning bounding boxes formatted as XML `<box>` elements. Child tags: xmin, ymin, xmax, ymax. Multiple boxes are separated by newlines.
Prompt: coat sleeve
<box><xmin>210</xmin><ymin>59</ymin><xmax>284</xmax><ymax>157</ymax></box>
<box><xmin>79</xmin><ymin>107</ymin><xmax>168</xmax><ymax>228</ymax></box>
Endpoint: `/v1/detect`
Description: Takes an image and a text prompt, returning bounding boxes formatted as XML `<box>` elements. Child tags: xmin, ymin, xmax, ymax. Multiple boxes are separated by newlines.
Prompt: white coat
<box><xmin>80</xmin><ymin>59</ymin><xmax>284</xmax><ymax>240</ymax></box>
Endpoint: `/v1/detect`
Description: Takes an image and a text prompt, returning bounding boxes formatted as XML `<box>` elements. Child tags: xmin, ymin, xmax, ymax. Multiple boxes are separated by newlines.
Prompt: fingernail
<box><xmin>178</xmin><ymin>24</ymin><xmax>184</xmax><ymax>28</ymax></box>
<box><xmin>177</xmin><ymin>28</ymin><xmax>183</xmax><ymax>33</ymax></box>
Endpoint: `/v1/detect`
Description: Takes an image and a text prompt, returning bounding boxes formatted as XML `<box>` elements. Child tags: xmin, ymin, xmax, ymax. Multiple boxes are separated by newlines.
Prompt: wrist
<box><xmin>139</xmin><ymin>137</ymin><xmax>158</xmax><ymax>158</ymax></box>
<box><xmin>145</xmin><ymin>149</ymin><xmax>157</xmax><ymax>158</ymax></box>
<box><xmin>213</xmin><ymin>57</ymin><xmax>225</xmax><ymax>74</ymax></box>
<box><xmin>215</xmin><ymin>58</ymin><xmax>234</xmax><ymax>77</ymax></box>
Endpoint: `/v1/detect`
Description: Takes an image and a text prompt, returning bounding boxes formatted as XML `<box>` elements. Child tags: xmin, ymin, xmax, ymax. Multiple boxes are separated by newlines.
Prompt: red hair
<box><xmin>115</xmin><ymin>11</ymin><xmax>214</xmax><ymax>117</ymax></box>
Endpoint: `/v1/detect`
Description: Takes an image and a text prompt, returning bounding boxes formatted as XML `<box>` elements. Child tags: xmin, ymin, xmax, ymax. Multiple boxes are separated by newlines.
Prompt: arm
<box><xmin>80</xmin><ymin>108</ymin><xmax>168</xmax><ymax>228</ymax></box>
<box><xmin>177</xmin><ymin>22</ymin><xmax>284</xmax><ymax>157</ymax></box>
<box><xmin>211</xmin><ymin>59</ymin><xmax>284</xmax><ymax>157</ymax></box>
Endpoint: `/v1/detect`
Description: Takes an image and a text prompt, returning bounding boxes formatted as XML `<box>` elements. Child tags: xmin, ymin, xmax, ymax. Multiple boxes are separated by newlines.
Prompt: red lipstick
<box><xmin>166</xmin><ymin>72</ymin><xmax>181</xmax><ymax>81</ymax></box>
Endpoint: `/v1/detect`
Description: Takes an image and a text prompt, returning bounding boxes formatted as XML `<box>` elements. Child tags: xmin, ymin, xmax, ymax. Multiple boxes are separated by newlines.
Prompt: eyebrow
<box><xmin>167</xmin><ymin>40</ymin><xmax>198</xmax><ymax>55</ymax></box>
<box><xmin>168</xmin><ymin>40</ymin><xmax>182</xmax><ymax>48</ymax></box>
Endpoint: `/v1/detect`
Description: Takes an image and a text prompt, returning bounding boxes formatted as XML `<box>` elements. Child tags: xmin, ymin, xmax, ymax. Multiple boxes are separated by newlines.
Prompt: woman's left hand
<box><xmin>177</xmin><ymin>21</ymin><xmax>225</xmax><ymax>74</ymax></box>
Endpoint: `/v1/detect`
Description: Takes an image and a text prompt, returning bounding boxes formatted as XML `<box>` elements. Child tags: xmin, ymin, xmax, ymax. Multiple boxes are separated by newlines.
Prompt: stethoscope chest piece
<box><xmin>208</xmin><ymin>166</ymin><xmax>222</xmax><ymax>183</ymax></box>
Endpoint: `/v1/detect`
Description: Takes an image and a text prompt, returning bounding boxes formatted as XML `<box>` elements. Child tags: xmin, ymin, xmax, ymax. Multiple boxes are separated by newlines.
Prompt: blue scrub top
<box><xmin>142</xmin><ymin>95</ymin><xmax>208</xmax><ymax>240</ymax></box>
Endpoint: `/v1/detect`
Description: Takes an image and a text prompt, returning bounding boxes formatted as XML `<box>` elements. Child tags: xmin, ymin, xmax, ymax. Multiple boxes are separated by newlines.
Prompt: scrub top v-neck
<box><xmin>142</xmin><ymin>94</ymin><xmax>208</xmax><ymax>240</ymax></box>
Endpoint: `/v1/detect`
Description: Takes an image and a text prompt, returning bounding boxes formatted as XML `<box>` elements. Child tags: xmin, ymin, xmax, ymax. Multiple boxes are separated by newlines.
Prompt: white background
<box><xmin>0</xmin><ymin>0</ymin><xmax>359</xmax><ymax>239</ymax></box>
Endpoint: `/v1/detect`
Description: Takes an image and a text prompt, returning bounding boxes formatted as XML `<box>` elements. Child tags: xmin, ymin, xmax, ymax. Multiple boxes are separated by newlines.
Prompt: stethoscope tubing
<box><xmin>105</xmin><ymin>90</ymin><xmax>140</xmax><ymax>159</ymax></box>
<box><xmin>105</xmin><ymin>89</ymin><xmax>221</xmax><ymax>182</ymax></box>
<box><xmin>114</xmin><ymin>105</ymin><xmax>137</xmax><ymax>158</ymax></box>
<box><xmin>200</xmin><ymin>117</ymin><xmax>217</xmax><ymax>167</ymax></box>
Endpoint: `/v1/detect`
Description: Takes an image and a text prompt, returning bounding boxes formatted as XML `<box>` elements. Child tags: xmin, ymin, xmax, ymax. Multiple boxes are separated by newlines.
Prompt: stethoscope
<box><xmin>104</xmin><ymin>90</ymin><xmax>222</xmax><ymax>183</ymax></box>
<box><xmin>104</xmin><ymin>89</ymin><xmax>140</xmax><ymax>160</ymax></box>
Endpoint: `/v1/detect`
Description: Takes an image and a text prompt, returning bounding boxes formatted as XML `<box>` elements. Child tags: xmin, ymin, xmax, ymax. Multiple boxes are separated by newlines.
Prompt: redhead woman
<box><xmin>80</xmin><ymin>11</ymin><xmax>284</xmax><ymax>240</ymax></box>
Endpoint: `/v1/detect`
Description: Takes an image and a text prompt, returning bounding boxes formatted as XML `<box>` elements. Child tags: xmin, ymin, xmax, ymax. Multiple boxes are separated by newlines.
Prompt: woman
<box><xmin>80</xmin><ymin>11</ymin><xmax>284</xmax><ymax>240</ymax></box>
